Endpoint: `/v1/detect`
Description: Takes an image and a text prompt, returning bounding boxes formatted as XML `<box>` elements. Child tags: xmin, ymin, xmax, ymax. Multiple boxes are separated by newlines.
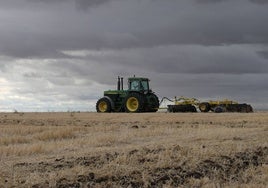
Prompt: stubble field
<box><xmin>0</xmin><ymin>112</ymin><xmax>267</xmax><ymax>187</ymax></box>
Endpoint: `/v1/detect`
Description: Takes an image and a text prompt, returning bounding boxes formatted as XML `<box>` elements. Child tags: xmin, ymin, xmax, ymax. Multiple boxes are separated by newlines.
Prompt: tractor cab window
<box><xmin>130</xmin><ymin>80</ymin><xmax>140</xmax><ymax>90</ymax></box>
<box><xmin>141</xmin><ymin>80</ymin><xmax>149</xmax><ymax>91</ymax></box>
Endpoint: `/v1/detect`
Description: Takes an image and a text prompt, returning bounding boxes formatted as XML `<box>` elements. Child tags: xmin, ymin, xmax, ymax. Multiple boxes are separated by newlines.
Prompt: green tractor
<box><xmin>96</xmin><ymin>76</ymin><xmax>159</xmax><ymax>113</ymax></box>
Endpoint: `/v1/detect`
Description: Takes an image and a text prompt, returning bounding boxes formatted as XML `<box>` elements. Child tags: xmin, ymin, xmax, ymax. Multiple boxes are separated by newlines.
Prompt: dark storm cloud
<box><xmin>249</xmin><ymin>0</ymin><xmax>268</xmax><ymax>4</ymax></box>
<box><xmin>75</xmin><ymin>0</ymin><xmax>113</xmax><ymax>10</ymax></box>
<box><xmin>68</xmin><ymin>45</ymin><xmax>268</xmax><ymax>76</ymax></box>
<box><xmin>1</xmin><ymin>0</ymin><xmax>268</xmax><ymax>60</ymax></box>
<box><xmin>0</xmin><ymin>0</ymin><xmax>268</xmax><ymax>111</ymax></box>
<box><xmin>195</xmin><ymin>0</ymin><xmax>227</xmax><ymax>3</ymax></box>
<box><xmin>27</xmin><ymin>0</ymin><xmax>66</xmax><ymax>3</ymax></box>
<box><xmin>196</xmin><ymin>0</ymin><xmax>268</xmax><ymax>4</ymax></box>
<box><xmin>257</xmin><ymin>50</ymin><xmax>268</xmax><ymax>59</ymax></box>
<box><xmin>27</xmin><ymin>0</ymin><xmax>114</xmax><ymax>10</ymax></box>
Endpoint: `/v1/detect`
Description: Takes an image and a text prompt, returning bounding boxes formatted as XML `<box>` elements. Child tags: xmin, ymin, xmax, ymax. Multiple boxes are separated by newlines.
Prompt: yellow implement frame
<box><xmin>207</xmin><ymin>99</ymin><xmax>238</xmax><ymax>105</ymax></box>
<box><xmin>160</xmin><ymin>96</ymin><xmax>252</xmax><ymax>113</ymax></box>
<box><xmin>174</xmin><ymin>96</ymin><xmax>238</xmax><ymax>106</ymax></box>
<box><xmin>174</xmin><ymin>96</ymin><xmax>200</xmax><ymax>106</ymax></box>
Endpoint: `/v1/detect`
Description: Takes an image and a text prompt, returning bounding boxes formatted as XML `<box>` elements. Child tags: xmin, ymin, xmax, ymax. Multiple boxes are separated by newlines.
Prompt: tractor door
<box><xmin>129</xmin><ymin>80</ymin><xmax>140</xmax><ymax>91</ymax></box>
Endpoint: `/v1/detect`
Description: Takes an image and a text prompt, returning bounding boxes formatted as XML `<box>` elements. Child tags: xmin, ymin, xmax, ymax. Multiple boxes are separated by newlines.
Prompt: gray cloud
<box><xmin>195</xmin><ymin>0</ymin><xmax>227</xmax><ymax>3</ymax></box>
<box><xmin>0</xmin><ymin>0</ymin><xmax>267</xmax><ymax>111</ymax></box>
<box><xmin>0</xmin><ymin>0</ymin><xmax>267</xmax><ymax>59</ymax></box>
<box><xmin>196</xmin><ymin>0</ymin><xmax>268</xmax><ymax>4</ymax></box>
<box><xmin>27</xmin><ymin>0</ymin><xmax>114</xmax><ymax>10</ymax></box>
<box><xmin>249</xmin><ymin>0</ymin><xmax>268</xmax><ymax>4</ymax></box>
<box><xmin>257</xmin><ymin>50</ymin><xmax>268</xmax><ymax>59</ymax></box>
<box><xmin>75</xmin><ymin>0</ymin><xmax>113</xmax><ymax>10</ymax></box>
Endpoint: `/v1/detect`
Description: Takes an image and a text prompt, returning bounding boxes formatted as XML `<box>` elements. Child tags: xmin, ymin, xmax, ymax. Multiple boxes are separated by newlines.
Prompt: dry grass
<box><xmin>0</xmin><ymin>112</ymin><xmax>267</xmax><ymax>187</ymax></box>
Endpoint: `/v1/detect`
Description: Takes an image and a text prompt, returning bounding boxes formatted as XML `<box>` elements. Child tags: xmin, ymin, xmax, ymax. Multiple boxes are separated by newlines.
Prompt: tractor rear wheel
<box><xmin>96</xmin><ymin>97</ymin><xmax>112</xmax><ymax>113</ymax></box>
<box><xmin>124</xmin><ymin>93</ymin><xmax>144</xmax><ymax>113</ymax></box>
<box><xmin>147</xmin><ymin>93</ymin><xmax>159</xmax><ymax>112</ymax></box>
<box><xmin>199</xmin><ymin>102</ymin><xmax>210</xmax><ymax>112</ymax></box>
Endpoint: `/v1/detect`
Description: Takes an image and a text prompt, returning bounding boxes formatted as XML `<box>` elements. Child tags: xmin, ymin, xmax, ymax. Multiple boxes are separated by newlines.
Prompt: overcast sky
<box><xmin>0</xmin><ymin>0</ymin><xmax>268</xmax><ymax>111</ymax></box>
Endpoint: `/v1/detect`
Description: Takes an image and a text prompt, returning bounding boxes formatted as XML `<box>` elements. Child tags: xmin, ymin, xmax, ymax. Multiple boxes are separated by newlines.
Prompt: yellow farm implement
<box><xmin>160</xmin><ymin>96</ymin><xmax>253</xmax><ymax>113</ymax></box>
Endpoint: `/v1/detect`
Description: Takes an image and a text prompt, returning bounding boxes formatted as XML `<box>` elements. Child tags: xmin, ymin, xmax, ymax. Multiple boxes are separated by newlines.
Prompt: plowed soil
<box><xmin>0</xmin><ymin>112</ymin><xmax>267</xmax><ymax>187</ymax></box>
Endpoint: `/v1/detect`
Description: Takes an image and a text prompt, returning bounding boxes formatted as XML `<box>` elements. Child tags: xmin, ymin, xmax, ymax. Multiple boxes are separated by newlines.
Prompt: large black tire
<box><xmin>124</xmin><ymin>93</ymin><xmax>145</xmax><ymax>113</ymax></box>
<box><xmin>96</xmin><ymin>97</ymin><xmax>112</xmax><ymax>113</ymax></box>
<box><xmin>199</xmin><ymin>102</ymin><xmax>211</xmax><ymax>112</ymax></box>
<box><xmin>146</xmin><ymin>93</ymin><xmax>159</xmax><ymax>112</ymax></box>
<box><xmin>246</xmin><ymin>105</ymin><xmax>253</xmax><ymax>112</ymax></box>
<box><xmin>240</xmin><ymin>104</ymin><xmax>248</xmax><ymax>112</ymax></box>
<box><xmin>214</xmin><ymin>106</ymin><xmax>225</xmax><ymax>113</ymax></box>
<box><xmin>191</xmin><ymin>105</ymin><xmax>197</xmax><ymax>112</ymax></box>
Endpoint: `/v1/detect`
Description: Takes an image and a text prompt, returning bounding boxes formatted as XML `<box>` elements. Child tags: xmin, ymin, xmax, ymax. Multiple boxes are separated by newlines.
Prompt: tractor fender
<box><xmin>103</xmin><ymin>96</ymin><xmax>115</xmax><ymax>110</ymax></box>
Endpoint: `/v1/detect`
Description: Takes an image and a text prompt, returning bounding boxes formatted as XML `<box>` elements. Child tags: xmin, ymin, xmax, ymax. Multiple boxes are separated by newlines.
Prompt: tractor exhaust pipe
<box><xmin>121</xmin><ymin>77</ymin><xmax>123</xmax><ymax>90</ymax></box>
<box><xmin>117</xmin><ymin>76</ymin><xmax>121</xmax><ymax>90</ymax></box>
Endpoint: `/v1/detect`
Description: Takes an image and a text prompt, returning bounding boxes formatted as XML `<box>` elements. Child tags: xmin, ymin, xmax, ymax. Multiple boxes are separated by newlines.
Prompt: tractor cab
<box><xmin>128</xmin><ymin>77</ymin><xmax>150</xmax><ymax>92</ymax></box>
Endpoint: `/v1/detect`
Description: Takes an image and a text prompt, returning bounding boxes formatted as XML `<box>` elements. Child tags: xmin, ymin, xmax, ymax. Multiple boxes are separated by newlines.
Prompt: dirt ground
<box><xmin>0</xmin><ymin>112</ymin><xmax>267</xmax><ymax>187</ymax></box>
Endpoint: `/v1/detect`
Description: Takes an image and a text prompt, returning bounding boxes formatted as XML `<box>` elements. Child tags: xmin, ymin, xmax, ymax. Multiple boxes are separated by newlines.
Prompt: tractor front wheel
<box><xmin>199</xmin><ymin>102</ymin><xmax>210</xmax><ymax>112</ymax></box>
<box><xmin>124</xmin><ymin>93</ymin><xmax>144</xmax><ymax>113</ymax></box>
<box><xmin>96</xmin><ymin>97</ymin><xmax>112</xmax><ymax>113</ymax></box>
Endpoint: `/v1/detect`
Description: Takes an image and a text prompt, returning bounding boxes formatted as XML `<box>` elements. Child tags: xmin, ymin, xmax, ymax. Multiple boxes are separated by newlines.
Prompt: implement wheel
<box><xmin>96</xmin><ymin>97</ymin><xmax>112</xmax><ymax>113</ymax></box>
<box><xmin>246</xmin><ymin>105</ymin><xmax>253</xmax><ymax>112</ymax></box>
<box><xmin>124</xmin><ymin>93</ymin><xmax>144</xmax><ymax>113</ymax></box>
<box><xmin>199</xmin><ymin>102</ymin><xmax>210</xmax><ymax>112</ymax></box>
<box><xmin>191</xmin><ymin>105</ymin><xmax>197</xmax><ymax>112</ymax></box>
